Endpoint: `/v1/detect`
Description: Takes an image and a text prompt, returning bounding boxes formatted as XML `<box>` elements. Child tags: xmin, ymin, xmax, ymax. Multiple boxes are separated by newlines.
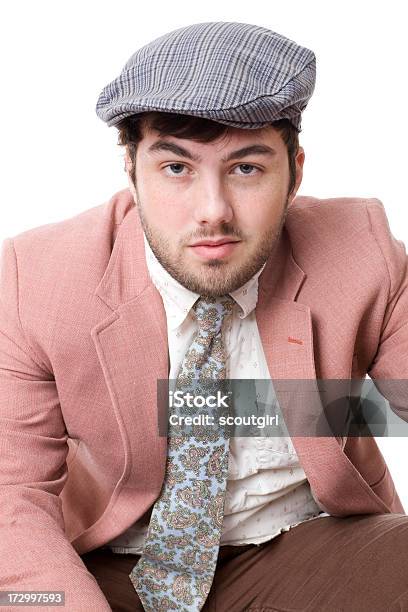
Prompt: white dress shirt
<box><xmin>105</xmin><ymin>234</ymin><xmax>329</xmax><ymax>553</ymax></box>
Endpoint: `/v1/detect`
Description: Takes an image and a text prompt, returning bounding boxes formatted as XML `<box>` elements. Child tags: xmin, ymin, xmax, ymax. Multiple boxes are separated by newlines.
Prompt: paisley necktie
<box><xmin>129</xmin><ymin>295</ymin><xmax>235</xmax><ymax>611</ymax></box>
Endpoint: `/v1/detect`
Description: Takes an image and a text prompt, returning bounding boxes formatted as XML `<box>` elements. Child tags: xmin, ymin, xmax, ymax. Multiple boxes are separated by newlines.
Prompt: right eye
<box><xmin>162</xmin><ymin>163</ymin><xmax>189</xmax><ymax>177</ymax></box>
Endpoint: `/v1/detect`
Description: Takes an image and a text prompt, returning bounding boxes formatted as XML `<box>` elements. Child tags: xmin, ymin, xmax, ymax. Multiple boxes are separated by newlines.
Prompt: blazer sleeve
<box><xmin>0</xmin><ymin>238</ymin><xmax>111</xmax><ymax>611</ymax></box>
<box><xmin>366</xmin><ymin>200</ymin><xmax>408</xmax><ymax>420</ymax></box>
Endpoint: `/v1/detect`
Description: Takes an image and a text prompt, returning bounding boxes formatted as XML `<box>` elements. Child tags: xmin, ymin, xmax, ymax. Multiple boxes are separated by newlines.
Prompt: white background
<box><xmin>1</xmin><ymin>1</ymin><xmax>407</xmax><ymax>506</ymax></box>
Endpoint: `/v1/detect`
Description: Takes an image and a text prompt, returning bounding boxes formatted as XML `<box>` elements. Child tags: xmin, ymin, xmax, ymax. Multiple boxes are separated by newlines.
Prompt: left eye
<box><xmin>163</xmin><ymin>163</ymin><xmax>259</xmax><ymax>176</ymax></box>
<box><xmin>234</xmin><ymin>164</ymin><xmax>259</xmax><ymax>175</ymax></box>
<box><xmin>164</xmin><ymin>163</ymin><xmax>188</xmax><ymax>176</ymax></box>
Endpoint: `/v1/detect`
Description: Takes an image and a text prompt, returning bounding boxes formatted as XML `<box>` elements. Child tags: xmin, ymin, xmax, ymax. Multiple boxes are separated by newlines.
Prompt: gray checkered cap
<box><xmin>95</xmin><ymin>21</ymin><xmax>316</xmax><ymax>131</ymax></box>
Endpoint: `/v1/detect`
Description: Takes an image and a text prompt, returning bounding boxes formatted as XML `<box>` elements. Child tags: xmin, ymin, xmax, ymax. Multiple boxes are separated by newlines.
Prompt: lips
<box><xmin>189</xmin><ymin>239</ymin><xmax>241</xmax><ymax>259</ymax></box>
<box><xmin>190</xmin><ymin>238</ymin><xmax>239</xmax><ymax>247</ymax></box>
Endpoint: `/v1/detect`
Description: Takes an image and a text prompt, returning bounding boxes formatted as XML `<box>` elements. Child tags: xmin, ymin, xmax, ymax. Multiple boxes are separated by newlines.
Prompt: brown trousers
<box><xmin>81</xmin><ymin>513</ymin><xmax>408</xmax><ymax>611</ymax></box>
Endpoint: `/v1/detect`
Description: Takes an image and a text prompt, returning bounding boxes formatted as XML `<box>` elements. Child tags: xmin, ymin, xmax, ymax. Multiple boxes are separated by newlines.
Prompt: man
<box><xmin>1</xmin><ymin>20</ymin><xmax>408</xmax><ymax>612</ymax></box>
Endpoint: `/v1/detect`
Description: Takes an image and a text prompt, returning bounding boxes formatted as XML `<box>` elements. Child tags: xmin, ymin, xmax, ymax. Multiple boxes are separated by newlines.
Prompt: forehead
<box><xmin>140</xmin><ymin>123</ymin><xmax>283</xmax><ymax>160</ymax></box>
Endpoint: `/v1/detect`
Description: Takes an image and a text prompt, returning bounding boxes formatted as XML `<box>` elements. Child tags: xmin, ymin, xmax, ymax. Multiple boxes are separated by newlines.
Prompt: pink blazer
<box><xmin>1</xmin><ymin>188</ymin><xmax>407</xmax><ymax>610</ymax></box>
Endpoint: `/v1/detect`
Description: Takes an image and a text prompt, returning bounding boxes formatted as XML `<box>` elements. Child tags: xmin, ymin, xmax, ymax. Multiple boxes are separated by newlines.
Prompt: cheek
<box><xmin>142</xmin><ymin>192</ymin><xmax>189</xmax><ymax>234</ymax></box>
<box><xmin>138</xmin><ymin>183</ymin><xmax>170</xmax><ymax>222</ymax></box>
<box><xmin>238</xmin><ymin>195</ymin><xmax>284</xmax><ymax>233</ymax></box>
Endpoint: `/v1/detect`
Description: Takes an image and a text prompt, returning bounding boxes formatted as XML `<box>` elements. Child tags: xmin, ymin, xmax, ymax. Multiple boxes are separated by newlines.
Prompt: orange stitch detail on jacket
<box><xmin>288</xmin><ymin>336</ymin><xmax>303</xmax><ymax>345</ymax></box>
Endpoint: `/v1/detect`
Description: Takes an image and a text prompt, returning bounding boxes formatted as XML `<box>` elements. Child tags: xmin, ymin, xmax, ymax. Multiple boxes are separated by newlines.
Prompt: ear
<box><xmin>289</xmin><ymin>146</ymin><xmax>305</xmax><ymax>203</ymax></box>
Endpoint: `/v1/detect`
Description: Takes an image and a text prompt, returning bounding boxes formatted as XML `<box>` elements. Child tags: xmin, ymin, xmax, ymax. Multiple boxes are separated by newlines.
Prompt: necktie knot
<box><xmin>193</xmin><ymin>295</ymin><xmax>235</xmax><ymax>336</ymax></box>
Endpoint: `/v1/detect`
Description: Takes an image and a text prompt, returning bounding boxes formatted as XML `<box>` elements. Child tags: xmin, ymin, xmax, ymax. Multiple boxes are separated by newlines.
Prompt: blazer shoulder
<box><xmin>289</xmin><ymin>194</ymin><xmax>396</xmax><ymax>234</ymax></box>
<box><xmin>288</xmin><ymin>194</ymin><xmax>383</xmax><ymax>237</ymax></box>
<box><xmin>287</xmin><ymin>195</ymin><xmax>406</xmax><ymax>296</ymax></box>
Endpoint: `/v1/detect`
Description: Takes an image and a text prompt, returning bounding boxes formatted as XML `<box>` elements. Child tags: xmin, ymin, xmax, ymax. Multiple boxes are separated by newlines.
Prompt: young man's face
<box><xmin>125</xmin><ymin>121</ymin><xmax>304</xmax><ymax>297</ymax></box>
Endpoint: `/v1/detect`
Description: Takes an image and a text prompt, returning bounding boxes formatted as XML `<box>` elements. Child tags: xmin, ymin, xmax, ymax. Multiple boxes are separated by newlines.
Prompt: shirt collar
<box><xmin>143</xmin><ymin>233</ymin><xmax>266</xmax><ymax>331</ymax></box>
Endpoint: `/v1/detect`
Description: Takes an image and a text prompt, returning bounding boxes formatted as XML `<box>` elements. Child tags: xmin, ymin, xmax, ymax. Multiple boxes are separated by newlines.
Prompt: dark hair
<box><xmin>116</xmin><ymin>111</ymin><xmax>300</xmax><ymax>196</ymax></box>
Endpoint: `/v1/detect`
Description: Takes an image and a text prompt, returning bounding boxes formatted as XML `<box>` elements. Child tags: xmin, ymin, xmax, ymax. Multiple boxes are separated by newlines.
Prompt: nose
<box><xmin>192</xmin><ymin>179</ymin><xmax>234</xmax><ymax>227</ymax></box>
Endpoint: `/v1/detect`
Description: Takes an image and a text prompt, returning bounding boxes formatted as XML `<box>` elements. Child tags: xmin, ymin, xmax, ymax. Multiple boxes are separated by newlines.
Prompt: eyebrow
<box><xmin>147</xmin><ymin>139</ymin><xmax>277</xmax><ymax>163</ymax></box>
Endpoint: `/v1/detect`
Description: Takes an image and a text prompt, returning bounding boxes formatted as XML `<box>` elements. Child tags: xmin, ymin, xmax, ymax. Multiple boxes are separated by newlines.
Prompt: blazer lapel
<box><xmin>91</xmin><ymin>200</ymin><xmax>168</xmax><ymax>494</ymax></box>
<box><xmin>256</xmin><ymin>226</ymin><xmax>391</xmax><ymax>514</ymax></box>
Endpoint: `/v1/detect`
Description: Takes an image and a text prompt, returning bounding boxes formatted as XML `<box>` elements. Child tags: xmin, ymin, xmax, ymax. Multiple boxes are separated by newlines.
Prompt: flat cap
<box><xmin>95</xmin><ymin>21</ymin><xmax>316</xmax><ymax>131</ymax></box>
